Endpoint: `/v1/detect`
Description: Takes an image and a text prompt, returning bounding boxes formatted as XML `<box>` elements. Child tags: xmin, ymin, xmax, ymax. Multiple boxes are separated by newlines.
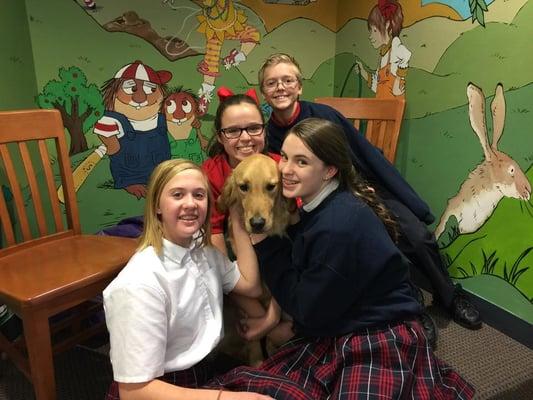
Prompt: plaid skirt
<box><xmin>106</xmin><ymin>320</ymin><xmax>474</xmax><ymax>400</ymax></box>
<box><xmin>205</xmin><ymin>320</ymin><xmax>475</xmax><ymax>400</ymax></box>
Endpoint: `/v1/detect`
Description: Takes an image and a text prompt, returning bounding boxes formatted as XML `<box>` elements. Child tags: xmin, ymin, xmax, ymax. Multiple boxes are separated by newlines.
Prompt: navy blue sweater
<box><xmin>267</xmin><ymin>101</ymin><xmax>435</xmax><ymax>224</ymax></box>
<box><xmin>255</xmin><ymin>189</ymin><xmax>421</xmax><ymax>337</ymax></box>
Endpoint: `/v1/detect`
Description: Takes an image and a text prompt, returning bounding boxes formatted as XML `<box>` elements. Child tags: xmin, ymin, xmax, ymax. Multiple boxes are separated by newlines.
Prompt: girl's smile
<box><xmin>157</xmin><ymin>169</ymin><xmax>209</xmax><ymax>247</ymax></box>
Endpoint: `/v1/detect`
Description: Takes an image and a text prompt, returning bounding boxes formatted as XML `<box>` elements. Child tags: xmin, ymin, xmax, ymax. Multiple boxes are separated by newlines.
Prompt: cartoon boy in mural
<box><xmin>355</xmin><ymin>0</ymin><xmax>410</xmax><ymax>99</ymax></box>
<box><xmin>94</xmin><ymin>61</ymin><xmax>172</xmax><ymax>199</ymax></box>
<box><xmin>195</xmin><ymin>0</ymin><xmax>260</xmax><ymax>115</ymax></box>
<box><xmin>163</xmin><ymin>88</ymin><xmax>209</xmax><ymax>164</ymax></box>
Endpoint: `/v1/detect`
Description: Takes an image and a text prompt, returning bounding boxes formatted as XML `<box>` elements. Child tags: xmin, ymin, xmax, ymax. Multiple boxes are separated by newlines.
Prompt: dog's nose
<box><xmin>249</xmin><ymin>216</ymin><xmax>266</xmax><ymax>233</ymax></box>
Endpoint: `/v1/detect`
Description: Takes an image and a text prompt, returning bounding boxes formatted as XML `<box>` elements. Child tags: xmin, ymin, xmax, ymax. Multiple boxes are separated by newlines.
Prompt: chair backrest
<box><xmin>314</xmin><ymin>97</ymin><xmax>406</xmax><ymax>163</ymax></box>
<box><xmin>0</xmin><ymin>109</ymin><xmax>80</xmax><ymax>253</ymax></box>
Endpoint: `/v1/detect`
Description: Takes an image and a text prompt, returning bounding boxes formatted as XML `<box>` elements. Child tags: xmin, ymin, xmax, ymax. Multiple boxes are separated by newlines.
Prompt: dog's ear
<box><xmin>271</xmin><ymin>188</ymin><xmax>291</xmax><ymax>234</ymax></box>
<box><xmin>218</xmin><ymin>174</ymin><xmax>236</xmax><ymax>214</ymax></box>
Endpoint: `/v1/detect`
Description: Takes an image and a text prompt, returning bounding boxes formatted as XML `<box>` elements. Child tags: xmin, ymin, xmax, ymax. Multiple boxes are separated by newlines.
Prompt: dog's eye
<box><xmin>239</xmin><ymin>183</ymin><xmax>249</xmax><ymax>192</ymax></box>
<box><xmin>266</xmin><ymin>183</ymin><xmax>276</xmax><ymax>191</ymax></box>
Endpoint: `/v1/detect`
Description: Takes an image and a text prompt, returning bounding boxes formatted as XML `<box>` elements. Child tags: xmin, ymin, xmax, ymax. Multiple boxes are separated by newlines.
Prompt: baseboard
<box><xmin>466</xmin><ymin>292</ymin><xmax>532</xmax><ymax>350</ymax></box>
<box><xmin>412</xmin><ymin>273</ymin><xmax>532</xmax><ymax>349</ymax></box>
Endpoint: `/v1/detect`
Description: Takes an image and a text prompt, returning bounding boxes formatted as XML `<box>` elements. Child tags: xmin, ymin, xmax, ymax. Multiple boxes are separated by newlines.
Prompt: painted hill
<box><xmin>438</xmin><ymin>164</ymin><xmax>533</xmax><ymax>322</ymax></box>
<box><xmin>333</xmin><ymin>0</ymin><xmax>533</xmax><ymax>118</ymax></box>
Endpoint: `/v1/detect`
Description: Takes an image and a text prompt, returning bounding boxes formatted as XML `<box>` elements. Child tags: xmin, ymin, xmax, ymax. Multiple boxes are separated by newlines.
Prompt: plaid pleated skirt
<box><xmin>206</xmin><ymin>320</ymin><xmax>475</xmax><ymax>400</ymax></box>
<box><xmin>106</xmin><ymin>320</ymin><xmax>474</xmax><ymax>400</ymax></box>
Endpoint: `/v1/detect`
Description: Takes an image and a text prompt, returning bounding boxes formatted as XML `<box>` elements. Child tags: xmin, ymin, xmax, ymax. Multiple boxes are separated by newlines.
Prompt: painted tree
<box><xmin>36</xmin><ymin>66</ymin><xmax>104</xmax><ymax>155</ymax></box>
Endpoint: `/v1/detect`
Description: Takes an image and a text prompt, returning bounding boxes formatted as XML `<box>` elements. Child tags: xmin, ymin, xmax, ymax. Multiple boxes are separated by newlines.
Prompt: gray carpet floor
<box><xmin>1</xmin><ymin>299</ymin><xmax>532</xmax><ymax>399</ymax></box>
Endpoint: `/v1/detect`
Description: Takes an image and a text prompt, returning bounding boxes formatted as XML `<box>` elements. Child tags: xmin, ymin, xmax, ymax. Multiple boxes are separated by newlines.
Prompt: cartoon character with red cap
<box><xmin>94</xmin><ymin>61</ymin><xmax>172</xmax><ymax>198</ymax></box>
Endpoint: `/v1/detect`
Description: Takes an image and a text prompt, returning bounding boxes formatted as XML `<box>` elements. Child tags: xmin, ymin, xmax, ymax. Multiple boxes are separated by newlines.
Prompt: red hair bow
<box><xmin>217</xmin><ymin>86</ymin><xmax>260</xmax><ymax>105</ymax></box>
<box><xmin>378</xmin><ymin>0</ymin><xmax>398</xmax><ymax>21</ymax></box>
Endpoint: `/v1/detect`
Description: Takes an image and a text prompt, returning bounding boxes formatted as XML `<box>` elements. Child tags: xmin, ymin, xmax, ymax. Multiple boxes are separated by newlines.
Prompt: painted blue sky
<box><xmin>421</xmin><ymin>0</ymin><xmax>495</xmax><ymax>19</ymax></box>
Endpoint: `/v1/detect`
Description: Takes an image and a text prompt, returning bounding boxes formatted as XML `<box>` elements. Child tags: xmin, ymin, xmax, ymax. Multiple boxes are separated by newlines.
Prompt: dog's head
<box><xmin>219</xmin><ymin>154</ymin><xmax>290</xmax><ymax>235</ymax></box>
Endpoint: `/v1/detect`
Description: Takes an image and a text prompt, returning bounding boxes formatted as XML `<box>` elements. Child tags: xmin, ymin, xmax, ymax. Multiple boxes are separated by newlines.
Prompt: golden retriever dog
<box><xmin>216</xmin><ymin>154</ymin><xmax>293</xmax><ymax>366</ymax></box>
<box><xmin>218</xmin><ymin>153</ymin><xmax>291</xmax><ymax>236</ymax></box>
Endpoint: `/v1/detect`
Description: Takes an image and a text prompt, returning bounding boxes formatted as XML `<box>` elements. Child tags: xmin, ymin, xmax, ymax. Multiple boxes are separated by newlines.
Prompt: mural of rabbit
<box><xmin>434</xmin><ymin>83</ymin><xmax>531</xmax><ymax>239</ymax></box>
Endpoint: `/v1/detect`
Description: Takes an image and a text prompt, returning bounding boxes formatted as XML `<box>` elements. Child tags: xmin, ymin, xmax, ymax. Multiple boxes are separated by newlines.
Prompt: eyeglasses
<box><xmin>262</xmin><ymin>76</ymin><xmax>299</xmax><ymax>92</ymax></box>
<box><xmin>219</xmin><ymin>124</ymin><xmax>265</xmax><ymax>139</ymax></box>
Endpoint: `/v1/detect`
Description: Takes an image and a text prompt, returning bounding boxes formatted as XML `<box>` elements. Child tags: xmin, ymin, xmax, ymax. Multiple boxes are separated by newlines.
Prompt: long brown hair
<box><xmin>288</xmin><ymin>118</ymin><xmax>399</xmax><ymax>242</ymax></box>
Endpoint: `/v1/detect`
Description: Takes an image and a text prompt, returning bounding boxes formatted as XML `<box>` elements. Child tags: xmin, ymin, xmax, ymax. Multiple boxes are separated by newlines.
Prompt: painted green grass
<box><xmin>439</xmin><ymin>165</ymin><xmax>533</xmax><ymax>304</ymax></box>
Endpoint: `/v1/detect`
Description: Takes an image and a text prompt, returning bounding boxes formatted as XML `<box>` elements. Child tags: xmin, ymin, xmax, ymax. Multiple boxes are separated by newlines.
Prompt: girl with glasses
<box><xmin>202</xmin><ymin>88</ymin><xmax>278</xmax><ymax>256</ymax></box>
<box><xmin>201</xmin><ymin>88</ymin><xmax>291</xmax><ymax>363</ymax></box>
<box><xmin>209</xmin><ymin>118</ymin><xmax>474</xmax><ymax>399</ymax></box>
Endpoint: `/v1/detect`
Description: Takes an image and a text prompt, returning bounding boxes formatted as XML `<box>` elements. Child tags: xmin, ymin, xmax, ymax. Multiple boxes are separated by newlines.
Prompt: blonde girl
<box><xmin>103</xmin><ymin>159</ymin><xmax>273</xmax><ymax>400</ymax></box>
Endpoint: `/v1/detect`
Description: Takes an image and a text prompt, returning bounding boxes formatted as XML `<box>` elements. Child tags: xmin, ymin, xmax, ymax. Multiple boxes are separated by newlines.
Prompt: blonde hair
<box><xmin>258</xmin><ymin>53</ymin><xmax>303</xmax><ymax>89</ymax></box>
<box><xmin>138</xmin><ymin>159</ymin><xmax>212</xmax><ymax>254</ymax></box>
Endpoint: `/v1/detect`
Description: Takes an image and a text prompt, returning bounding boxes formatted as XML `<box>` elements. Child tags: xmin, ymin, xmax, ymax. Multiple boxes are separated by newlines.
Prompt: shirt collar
<box><xmin>302</xmin><ymin>178</ymin><xmax>339</xmax><ymax>212</ymax></box>
<box><xmin>162</xmin><ymin>237</ymin><xmax>196</xmax><ymax>265</ymax></box>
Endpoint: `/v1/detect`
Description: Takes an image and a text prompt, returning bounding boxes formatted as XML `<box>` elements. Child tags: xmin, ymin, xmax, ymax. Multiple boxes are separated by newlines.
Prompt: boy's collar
<box><xmin>271</xmin><ymin>102</ymin><xmax>301</xmax><ymax>127</ymax></box>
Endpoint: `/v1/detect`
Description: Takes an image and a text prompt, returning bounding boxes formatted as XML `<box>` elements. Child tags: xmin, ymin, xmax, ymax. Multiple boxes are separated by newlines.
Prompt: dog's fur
<box><xmin>216</xmin><ymin>154</ymin><xmax>292</xmax><ymax>365</ymax></box>
<box><xmin>218</xmin><ymin>153</ymin><xmax>291</xmax><ymax>236</ymax></box>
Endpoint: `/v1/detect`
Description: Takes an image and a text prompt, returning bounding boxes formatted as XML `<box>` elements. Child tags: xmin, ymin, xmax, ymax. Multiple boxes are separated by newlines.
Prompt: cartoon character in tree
<box><xmin>37</xmin><ymin>66</ymin><xmax>104</xmax><ymax>155</ymax></box>
<box><xmin>93</xmin><ymin>61</ymin><xmax>172</xmax><ymax>199</ymax></box>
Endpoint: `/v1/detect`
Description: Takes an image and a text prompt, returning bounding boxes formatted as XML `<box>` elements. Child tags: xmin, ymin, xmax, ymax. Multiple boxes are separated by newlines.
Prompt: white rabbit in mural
<box><xmin>434</xmin><ymin>83</ymin><xmax>531</xmax><ymax>239</ymax></box>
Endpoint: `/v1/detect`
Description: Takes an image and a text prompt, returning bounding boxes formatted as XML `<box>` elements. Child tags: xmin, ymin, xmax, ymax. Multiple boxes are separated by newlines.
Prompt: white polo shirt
<box><xmin>103</xmin><ymin>239</ymin><xmax>240</xmax><ymax>383</ymax></box>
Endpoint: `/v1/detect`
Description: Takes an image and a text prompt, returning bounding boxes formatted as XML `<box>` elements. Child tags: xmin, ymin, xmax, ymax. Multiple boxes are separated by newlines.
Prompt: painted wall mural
<box><xmin>1</xmin><ymin>0</ymin><xmax>531</xmax><ymax>323</ymax></box>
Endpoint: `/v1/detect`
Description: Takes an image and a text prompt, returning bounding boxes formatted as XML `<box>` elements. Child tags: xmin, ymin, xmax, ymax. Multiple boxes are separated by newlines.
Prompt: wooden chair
<box><xmin>0</xmin><ymin>109</ymin><xmax>137</xmax><ymax>400</ymax></box>
<box><xmin>314</xmin><ymin>97</ymin><xmax>406</xmax><ymax>163</ymax></box>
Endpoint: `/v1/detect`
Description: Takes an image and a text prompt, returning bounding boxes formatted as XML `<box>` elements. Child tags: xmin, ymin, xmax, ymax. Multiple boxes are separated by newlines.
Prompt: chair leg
<box><xmin>23</xmin><ymin>311</ymin><xmax>56</xmax><ymax>400</ymax></box>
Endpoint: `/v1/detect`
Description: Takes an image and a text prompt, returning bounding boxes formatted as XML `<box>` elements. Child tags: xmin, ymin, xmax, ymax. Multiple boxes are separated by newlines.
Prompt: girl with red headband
<box><xmin>201</xmin><ymin>88</ymin><xmax>292</xmax><ymax>360</ymax></box>
<box><xmin>356</xmin><ymin>0</ymin><xmax>410</xmax><ymax>98</ymax></box>
<box><xmin>202</xmin><ymin>87</ymin><xmax>280</xmax><ymax>257</ymax></box>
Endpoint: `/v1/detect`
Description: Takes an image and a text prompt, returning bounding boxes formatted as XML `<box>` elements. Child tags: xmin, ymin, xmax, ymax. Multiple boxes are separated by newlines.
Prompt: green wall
<box><xmin>0</xmin><ymin>0</ymin><xmax>38</xmax><ymax>110</ymax></box>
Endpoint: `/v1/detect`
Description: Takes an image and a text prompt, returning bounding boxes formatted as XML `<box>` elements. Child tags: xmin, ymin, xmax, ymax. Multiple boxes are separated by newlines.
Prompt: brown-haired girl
<box><xmin>213</xmin><ymin>119</ymin><xmax>475</xmax><ymax>399</ymax></box>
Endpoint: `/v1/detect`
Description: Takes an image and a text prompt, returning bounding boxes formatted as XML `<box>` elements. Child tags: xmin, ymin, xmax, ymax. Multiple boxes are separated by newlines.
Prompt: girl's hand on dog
<box><xmin>229</xmin><ymin>206</ymin><xmax>246</xmax><ymax>232</ymax></box>
<box><xmin>237</xmin><ymin>300</ymin><xmax>281</xmax><ymax>341</ymax></box>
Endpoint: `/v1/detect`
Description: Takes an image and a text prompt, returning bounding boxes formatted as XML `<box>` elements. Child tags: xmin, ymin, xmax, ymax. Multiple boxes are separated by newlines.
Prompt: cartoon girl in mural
<box><xmin>195</xmin><ymin>0</ymin><xmax>260</xmax><ymax>115</ymax></box>
<box><xmin>94</xmin><ymin>61</ymin><xmax>172</xmax><ymax>199</ymax></box>
<box><xmin>163</xmin><ymin>88</ymin><xmax>209</xmax><ymax>164</ymax></box>
<box><xmin>355</xmin><ymin>0</ymin><xmax>410</xmax><ymax>99</ymax></box>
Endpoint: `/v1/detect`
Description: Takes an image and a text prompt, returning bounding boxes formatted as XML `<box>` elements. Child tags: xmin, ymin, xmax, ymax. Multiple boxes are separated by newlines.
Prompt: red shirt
<box><xmin>201</xmin><ymin>152</ymin><xmax>281</xmax><ymax>234</ymax></box>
